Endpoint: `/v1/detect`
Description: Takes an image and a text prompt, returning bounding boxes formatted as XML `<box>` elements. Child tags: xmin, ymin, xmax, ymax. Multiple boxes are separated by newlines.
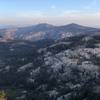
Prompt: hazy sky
<box><xmin>0</xmin><ymin>0</ymin><xmax>100</xmax><ymax>27</ymax></box>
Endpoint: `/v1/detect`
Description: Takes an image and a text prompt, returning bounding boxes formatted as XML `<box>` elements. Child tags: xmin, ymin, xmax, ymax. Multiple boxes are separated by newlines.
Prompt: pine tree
<box><xmin>0</xmin><ymin>90</ymin><xmax>6</xmax><ymax>100</ymax></box>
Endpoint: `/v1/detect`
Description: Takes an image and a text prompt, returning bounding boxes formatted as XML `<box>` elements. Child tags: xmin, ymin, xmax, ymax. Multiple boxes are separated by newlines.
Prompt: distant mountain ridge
<box><xmin>0</xmin><ymin>23</ymin><xmax>100</xmax><ymax>42</ymax></box>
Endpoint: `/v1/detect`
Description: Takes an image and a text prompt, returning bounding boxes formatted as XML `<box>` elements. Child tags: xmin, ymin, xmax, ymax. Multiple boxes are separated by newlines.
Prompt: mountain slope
<box><xmin>0</xmin><ymin>23</ymin><xmax>100</xmax><ymax>42</ymax></box>
<box><xmin>0</xmin><ymin>34</ymin><xmax>100</xmax><ymax>99</ymax></box>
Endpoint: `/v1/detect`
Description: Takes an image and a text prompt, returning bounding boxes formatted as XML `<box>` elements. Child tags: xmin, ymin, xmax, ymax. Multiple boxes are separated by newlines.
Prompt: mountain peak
<box><xmin>66</xmin><ymin>23</ymin><xmax>83</xmax><ymax>27</ymax></box>
<box><xmin>36</xmin><ymin>23</ymin><xmax>54</xmax><ymax>28</ymax></box>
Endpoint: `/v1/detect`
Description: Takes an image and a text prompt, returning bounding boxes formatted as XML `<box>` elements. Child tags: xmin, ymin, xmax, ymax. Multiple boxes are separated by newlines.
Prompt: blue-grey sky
<box><xmin>0</xmin><ymin>0</ymin><xmax>100</xmax><ymax>26</ymax></box>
